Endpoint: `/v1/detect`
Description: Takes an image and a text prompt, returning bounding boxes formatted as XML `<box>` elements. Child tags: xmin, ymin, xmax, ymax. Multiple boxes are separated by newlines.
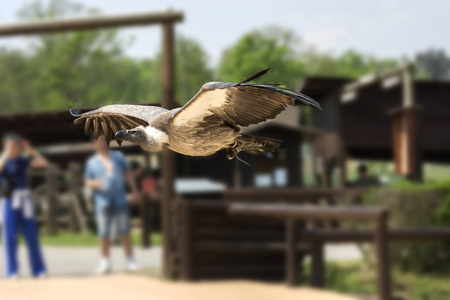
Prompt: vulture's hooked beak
<box><xmin>115</xmin><ymin>130</ymin><xmax>128</xmax><ymax>140</ymax></box>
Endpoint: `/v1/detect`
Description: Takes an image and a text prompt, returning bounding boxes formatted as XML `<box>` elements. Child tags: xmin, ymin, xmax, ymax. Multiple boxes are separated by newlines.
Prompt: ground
<box><xmin>0</xmin><ymin>243</ymin><xmax>361</xmax><ymax>300</ymax></box>
<box><xmin>5</xmin><ymin>242</ymin><xmax>450</xmax><ymax>299</ymax></box>
<box><xmin>0</xmin><ymin>274</ymin><xmax>357</xmax><ymax>300</ymax></box>
<box><xmin>0</xmin><ymin>243</ymin><xmax>359</xmax><ymax>277</ymax></box>
<box><xmin>0</xmin><ymin>245</ymin><xmax>162</xmax><ymax>277</ymax></box>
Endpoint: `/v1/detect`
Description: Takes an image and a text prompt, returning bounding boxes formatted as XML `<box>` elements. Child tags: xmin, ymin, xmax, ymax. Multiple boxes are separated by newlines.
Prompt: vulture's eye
<box><xmin>129</xmin><ymin>131</ymin><xmax>138</xmax><ymax>135</ymax></box>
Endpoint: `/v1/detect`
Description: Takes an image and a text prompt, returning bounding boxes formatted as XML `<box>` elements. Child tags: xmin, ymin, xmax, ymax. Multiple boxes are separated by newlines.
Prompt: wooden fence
<box><xmin>173</xmin><ymin>191</ymin><xmax>450</xmax><ymax>300</ymax></box>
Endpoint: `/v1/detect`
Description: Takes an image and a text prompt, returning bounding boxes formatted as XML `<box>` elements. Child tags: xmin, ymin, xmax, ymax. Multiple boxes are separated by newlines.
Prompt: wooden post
<box><xmin>390</xmin><ymin>65</ymin><xmax>422</xmax><ymax>181</ymax></box>
<box><xmin>179</xmin><ymin>200</ymin><xmax>193</xmax><ymax>280</ymax></box>
<box><xmin>286</xmin><ymin>219</ymin><xmax>298</xmax><ymax>286</ymax></box>
<box><xmin>68</xmin><ymin>162</ymin><xmax>88</xmax><ymax>234</ymax></box>
<box><xmin>139</xmin><ymin>194</ymin><xmax>151</xmax><ymax>248</ymax></box>
<box><xmin>45</xmin><ymin>164</ymin><xmax>59</xmax><ymax>235</ymax></box>
<box><xmin>310</xmin><ymin>242</ymin><xmax>325</xmax><ymax>288</ymax></box>
<box><xmin>391</xmin><ymin>106</ymin><xmax>422</xmax><ymax>181</ymax></box>
<box><xmin>161</xmin><ymin>21</ymin><xmax>177</xmax><ymax>279</ymax></box>
<box><xmin>375</xmin><ymin>210</ymin><xmax>391</xmax><ymax>300</ymax></box>
<box><xmin>286</xmin><ymin>141</ymin><xmax>302</xmax><ymax>187</ymax></box>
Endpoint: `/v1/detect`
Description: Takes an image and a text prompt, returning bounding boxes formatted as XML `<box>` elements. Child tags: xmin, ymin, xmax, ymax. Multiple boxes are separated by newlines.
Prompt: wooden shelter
<box><xmin>301</xmin><ymin>67</ymin><xmax>450</xmax><ymax>181</ymax></box>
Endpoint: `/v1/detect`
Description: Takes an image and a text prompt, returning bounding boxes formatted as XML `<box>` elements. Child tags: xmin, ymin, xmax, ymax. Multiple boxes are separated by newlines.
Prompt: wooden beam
<box><xmin>229</xmin><ymin>203</ymin><xmax>386</xmax><ymax>221</ymax></box>
<box><xmin>390</xmin><ymin>106</ymin><xmax>422</xmax><ymax>180</ymax></box>
<box><xmin>310</xmin><ymin>242</ymin><xmax>325</xmax><ymax>288</ymax></box>
<box><xmin>375</xmin><ymin>211</ymin><xmax>391</xmax><ymax>300</ymax></box>
<box><xmin>179</xmin><ymin>201</ymin><xmax>194</xmax><ymax>281</ymax></box>
<box><xmin>0</xmin><ymin>11</ymin><xmax>183</xmax><ymax>36</ymax></box>
<box><xmin>161</xmin><ymin>21</ymin><xmax>177</xmax><ymax>279</ymax></box>
<box><xmin>342</xmin><ymin>64</ymin><xmax>413</xmax><ymax>93</ymax></box>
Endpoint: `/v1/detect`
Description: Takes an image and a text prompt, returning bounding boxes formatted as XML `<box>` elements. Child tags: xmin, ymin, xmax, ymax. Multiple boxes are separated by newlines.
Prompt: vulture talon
<box><xmin>226</xmin><ymin>148</ymin><xmax>234</xmax><ymax>160</ymax></box>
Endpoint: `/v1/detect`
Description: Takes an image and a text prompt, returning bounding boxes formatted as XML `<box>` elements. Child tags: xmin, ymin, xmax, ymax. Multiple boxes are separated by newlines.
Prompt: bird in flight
<box><xmin>71</xmin><ymin>69</ymin><xmax>320</xmax><ymax>161</ymax></box>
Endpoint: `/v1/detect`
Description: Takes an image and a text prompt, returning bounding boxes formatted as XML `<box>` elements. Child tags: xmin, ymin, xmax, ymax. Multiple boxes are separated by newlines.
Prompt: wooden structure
<box><xmin>302</xmin><ymin>66</ymin><xmax>450</xmax><ymax>180</ymax></box>
<box><xmin>175</xmin><ymin>193</ymin><xmax>450</xmax><ymax>300</ymax></box>
<box><xmin>173</xmin><ymin>188</ymin><xmax>352</xmax><ymax>280</ymax></box>
<box><xmin>229</xmin><ymin>203</ymin><xmax>391</xmax><ymax>300</ymax></box>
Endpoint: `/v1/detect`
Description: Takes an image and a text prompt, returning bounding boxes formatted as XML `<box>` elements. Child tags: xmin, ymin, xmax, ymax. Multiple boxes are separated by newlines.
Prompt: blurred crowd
<box><xmin>0</xmin><ymin>133</ymin><xmax>148</xmax><ymax>278</ymax></box>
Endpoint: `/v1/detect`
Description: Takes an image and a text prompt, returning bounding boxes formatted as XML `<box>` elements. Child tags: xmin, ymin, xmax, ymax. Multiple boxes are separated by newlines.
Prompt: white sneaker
<box><xmin>96</xmin><ymin>259</ymin><xmax>111</xmax><ymax>275</ymax></box>
<box><xmin>126</xmin><ymin>259</ymin><xmax>138</xmax><ymax>272</ymax></box>
<box><xmin>37</xmin><ymin>271</ymin><xmax>48</xmax><ymax>279</ymax></box>
<box><xmin>7</xmin><ymin>274</ymin><xmax>18</xmax><ymax>280</ymax></box>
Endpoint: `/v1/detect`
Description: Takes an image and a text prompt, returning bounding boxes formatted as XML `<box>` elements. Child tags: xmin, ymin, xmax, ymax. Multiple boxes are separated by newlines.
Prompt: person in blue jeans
<box><xmin>84</xmin><ymin>135</ymin><xmax>139</xmax><ymax>274</ymax></box>
<box><xmin>0</xmin><ymin>133</ymin><xmax>48</xmax><ymax>279</ymax></box>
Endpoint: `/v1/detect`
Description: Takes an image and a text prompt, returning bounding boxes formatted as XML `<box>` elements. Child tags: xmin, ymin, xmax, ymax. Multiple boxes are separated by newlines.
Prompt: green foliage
<box><xmin>416</xmin><ymin>49</ymin><xmax>450</xmax><ymax>80</ymax></box>
<box><xmin>0</xmin><ymin>0</ymin><xmax>212</xmax><ymax>113</ymax></box>
<box><xmin>35</xmin><ymin>230</ymin><xmax>162</xmax><ymax>247</ymax></box>
<box><xmin>218</xmin><ymin>26</ymin><xmax>403</xmax><ymax>98</ymax></box>
<box><xmin>363</xmin><ymin>180</ymin><xmax>450</xmax><ymax>272</ymax></box>
<box><xmin>0</xmin><ymin>0</ymin><xmax>153</xmax><ymax>113</ymax></box>
<box><xmin>322</xmin><ymin>260</ymin><xmax>450</xmax><ymax>300</ymax></box>
<box><xmin>0</xmin><ymin>1</ymin><xmax>430</xmax><ymax>115</ymax></box>
<box><xmin>303</xmin><ymin>49</ymin><xmax>400</xmax><ymax>78</ymax></box>
<box><xmin>219</xmin><ymin>27</ymin><xmax>306</xmax><ymax>88</ymax></box>
<box><xmin>176</xmin><ymin>36</ymin><xmax>213</xmax><ymax>104</ymax></box>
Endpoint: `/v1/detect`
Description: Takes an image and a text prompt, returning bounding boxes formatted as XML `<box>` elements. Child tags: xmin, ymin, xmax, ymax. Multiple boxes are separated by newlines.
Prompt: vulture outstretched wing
<box><xmin>173</xmin><ymin>69</ymin><xmax>320</xmax><ymax>129</ymax></box>
<box><xmin>70</xmin><ymin>105</ymin><xmax>162</xmax><ymax>144</ymax></box>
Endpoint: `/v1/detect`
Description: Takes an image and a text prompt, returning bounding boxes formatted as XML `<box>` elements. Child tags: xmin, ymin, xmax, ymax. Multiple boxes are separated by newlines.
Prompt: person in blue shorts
<box><xmin>84</xmin><ymin>135</ymin><xmax>139</xmax><ymax>274</ymax></box>
<box><xmin>0</xmin><ymin>133</ymin><xmax>48</xmax><ymax>279</ymax></box>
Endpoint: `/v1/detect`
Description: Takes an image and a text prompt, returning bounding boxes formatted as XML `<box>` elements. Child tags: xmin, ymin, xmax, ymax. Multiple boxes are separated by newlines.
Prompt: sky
<box><xmin>0</xmin><ymin>0</ymin><xmax>448</xmax><ymax>65</ymax></box>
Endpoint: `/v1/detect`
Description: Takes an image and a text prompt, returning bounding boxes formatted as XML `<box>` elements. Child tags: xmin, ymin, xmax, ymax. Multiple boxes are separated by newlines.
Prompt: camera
<box><xmin>0</xmin><ymin>177</ymin><xmax>16</xmax><ymax>199</ymax></box>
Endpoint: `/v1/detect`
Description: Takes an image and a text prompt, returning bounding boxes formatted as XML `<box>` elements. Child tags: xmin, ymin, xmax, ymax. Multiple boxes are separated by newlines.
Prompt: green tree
<box><xmin>303</xmin><ymin>49</ymin><xmax>399</xmax><ymax>78</ymax></box>
<box><xmin>0</xmin><ymin>0</ymin><xmax>214</xmax><ymax>113</ymax></box>
<box><xmin>0</xmin><ymin>0</ymin><xmax>159</xmax><ymax>114</ymax></box>
<box><xmin>176</xmin><ymin>35</ymin><xmax>213</xmax><ymax>103</ymax></box>
<box><xmin>416</xmin><ymin>49</ymin><xmax>450</xmax><ymax>80</ymax></box>
<box><xmin>0</xmin><ymin>49</ymin><xmax>35</xmax><ymax>113</ymax></box>
<box><xmin>218</xmin><ymin>27</ymin><xmax>306</xmax><ymax>88</ymax></box>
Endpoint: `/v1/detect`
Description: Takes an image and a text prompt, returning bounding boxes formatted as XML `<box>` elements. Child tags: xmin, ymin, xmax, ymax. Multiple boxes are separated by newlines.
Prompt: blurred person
<box><xmin>84</xmin><ymin>135</ymin><xmax>139</xmax><ymax>274</ymax></box>
<box><xmin>0</xmin><ymin>133</ymin><xmax>48</xmax><ymax>279</ymax></box>
<box><xmin>352</xmin><ymin>163</ymin><xmax>380</xmax><ymax>187</ymax></box>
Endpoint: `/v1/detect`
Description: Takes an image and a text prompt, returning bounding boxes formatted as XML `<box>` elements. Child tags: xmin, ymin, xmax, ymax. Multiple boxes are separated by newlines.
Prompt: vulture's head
<box><xmin>115</xmin><ymin>125</ymin><xmax>167</xmax><ymax>152</ymax></box>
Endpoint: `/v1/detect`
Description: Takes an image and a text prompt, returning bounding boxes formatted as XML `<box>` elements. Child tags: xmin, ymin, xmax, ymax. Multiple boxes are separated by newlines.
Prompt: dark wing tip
<box><xmin>237</xmin><ymin>68</ymin><xmax>271</xmax><ymax>85</ymax></box>
<box><xmin>246</xmin><ymin>83</ymin><xmax>322</xmax><ymax>110</ymax></box>
<box><xmin>293</xmin><ymin>93</ymin><xmax>322</xmax><ymax>110</ymax></box>
<box><xmin>70</xmin><ymin>108</ymin><xmax>80</xmax><ymax>117</ymax></box>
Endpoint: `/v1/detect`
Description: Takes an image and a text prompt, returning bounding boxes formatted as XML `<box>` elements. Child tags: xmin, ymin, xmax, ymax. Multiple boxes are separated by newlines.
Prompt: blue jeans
<box><xmin>1</xmin><ymin>197</ymin><xmax>46</xmax><ymax>277</ymax></box>
<box><xmin>96</xmin><ymin>204</ymin><xmax>130</xmax><ymax>239</ymax></box>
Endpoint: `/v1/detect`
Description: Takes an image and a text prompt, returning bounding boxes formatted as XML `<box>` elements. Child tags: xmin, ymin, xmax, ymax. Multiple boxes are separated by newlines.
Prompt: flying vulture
<box><xmin>70</xmin><ymin>69</ymin><xmax>321</xmax><ymax>161</ymax></box>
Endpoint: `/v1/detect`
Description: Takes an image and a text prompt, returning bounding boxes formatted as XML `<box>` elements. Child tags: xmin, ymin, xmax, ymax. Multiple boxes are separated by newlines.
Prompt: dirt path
<box><xmin>0</xmin><ymin>245</ymin><xmax>360</xmax><ymax>277</ymax></box>
<box><xmin>0</xmin><ymin>274</ymin><xmax>357</xmax><ymax>300</ymax></box>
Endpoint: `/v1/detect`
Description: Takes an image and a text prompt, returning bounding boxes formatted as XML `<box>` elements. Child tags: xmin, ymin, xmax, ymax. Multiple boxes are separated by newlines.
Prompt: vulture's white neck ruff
<box><xmin>145</xmin><ymin>126</ymin><xmax>169</xmax><ymax>144</ymax></box>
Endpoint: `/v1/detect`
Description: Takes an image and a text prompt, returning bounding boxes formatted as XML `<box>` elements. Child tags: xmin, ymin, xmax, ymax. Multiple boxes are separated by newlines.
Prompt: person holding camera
<box><xmin>0</xmin><ymin>133</ymin><xmax>48</xmax><ymax>279</ymax></box>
